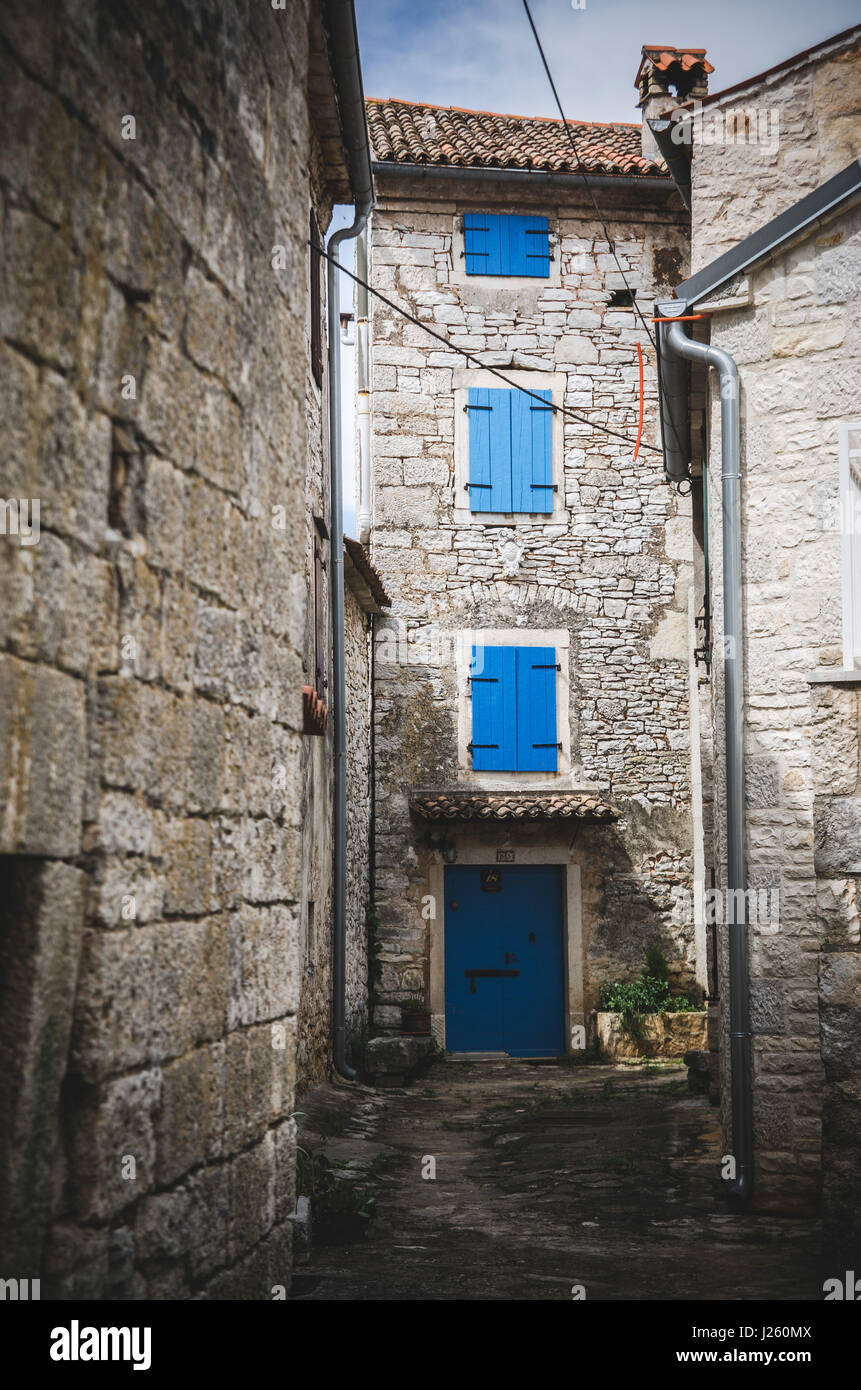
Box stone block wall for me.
[700,190,861,1222]
[367,174,704,1023]
[345,587,372,1059]
[0,0,339,1297]
[690,25,861,271]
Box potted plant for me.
[399,994,431,1035]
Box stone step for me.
[364,1034,435,1088]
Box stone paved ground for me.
[292,1059,824,1301]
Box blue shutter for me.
[503,216,530,275]
[521,215,550,276]
[465,214,549,276]
[511,389,553,513]
[465,213,504,275]
[516,647,558,772]
[468,388,511,512]
[471,645,517,770]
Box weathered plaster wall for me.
[368,176,703,1026]
[699,195,861,1236]
[0,0,334,1298]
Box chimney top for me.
[635,46,713,160]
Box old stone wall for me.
[345,588,372,1059]
[0,0,338,1298]
[690,26,861,271]
[368,175,704,1028]
[699,195,861,1228]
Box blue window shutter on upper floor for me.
[468,388,511,512]
[465,213,503,274]
[521,215,550,276]
[516,647,558,773]
[510,388,553,513]
[504,215,549,276]
[470,645,558,772]
[471,645,517,770]
[465,214,549,276]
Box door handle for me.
[504,952,519,964]
[464,968,520,994]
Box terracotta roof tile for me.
[409,789,617,822]
[634,46,714,88]
[344,536,391,611]
[366,98,664,178]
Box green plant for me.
[644,944,670,982]
[668,994,698,1014]
[598,974,673,1034]
[598,947,704,1037]
[296,1148,376,1244]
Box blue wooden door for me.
[444,865,565,1056]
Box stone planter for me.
[596,1010,707,1060]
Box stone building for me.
[654,24,861,1252]
[362,86,709,1057]
[0,0,376,1299]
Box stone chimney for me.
[635,47,713,161]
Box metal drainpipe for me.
[664,317,753,1207]
[356,229,371,544]
[328,196,372,1080]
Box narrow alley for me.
[293,1060,822,1301]
[2,0,860,1329]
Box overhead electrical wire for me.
[521,0,659,351]
[313,240,662,455]
[520,0,691,474]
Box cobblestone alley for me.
[293,1060,824,1301]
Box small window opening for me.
[608,288,637,308]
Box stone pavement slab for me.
[292,1059,823,1301]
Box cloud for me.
[356,0,861,125]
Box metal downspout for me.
[356,229,371,544]
[664,318,753,1206]
[322,0,374,1082]
[328,197,372,1081]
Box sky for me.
[355,0,859,125]
[336,0,859,532]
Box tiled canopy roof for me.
[409,790,617,822]
[366,98,664,177]
[344,537,390,612]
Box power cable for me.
[314,239,662,455]
[521,0,657,351]
[520,0,691,471]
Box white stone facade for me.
[367,173,704,1030]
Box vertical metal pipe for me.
[356,229,372,544]
[328,198,372,1080]
[665,317,752,1205]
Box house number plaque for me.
[496,850,515,863]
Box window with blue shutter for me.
[467,388,553,513]
[464,214,550,276]
[470,645,558,772]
